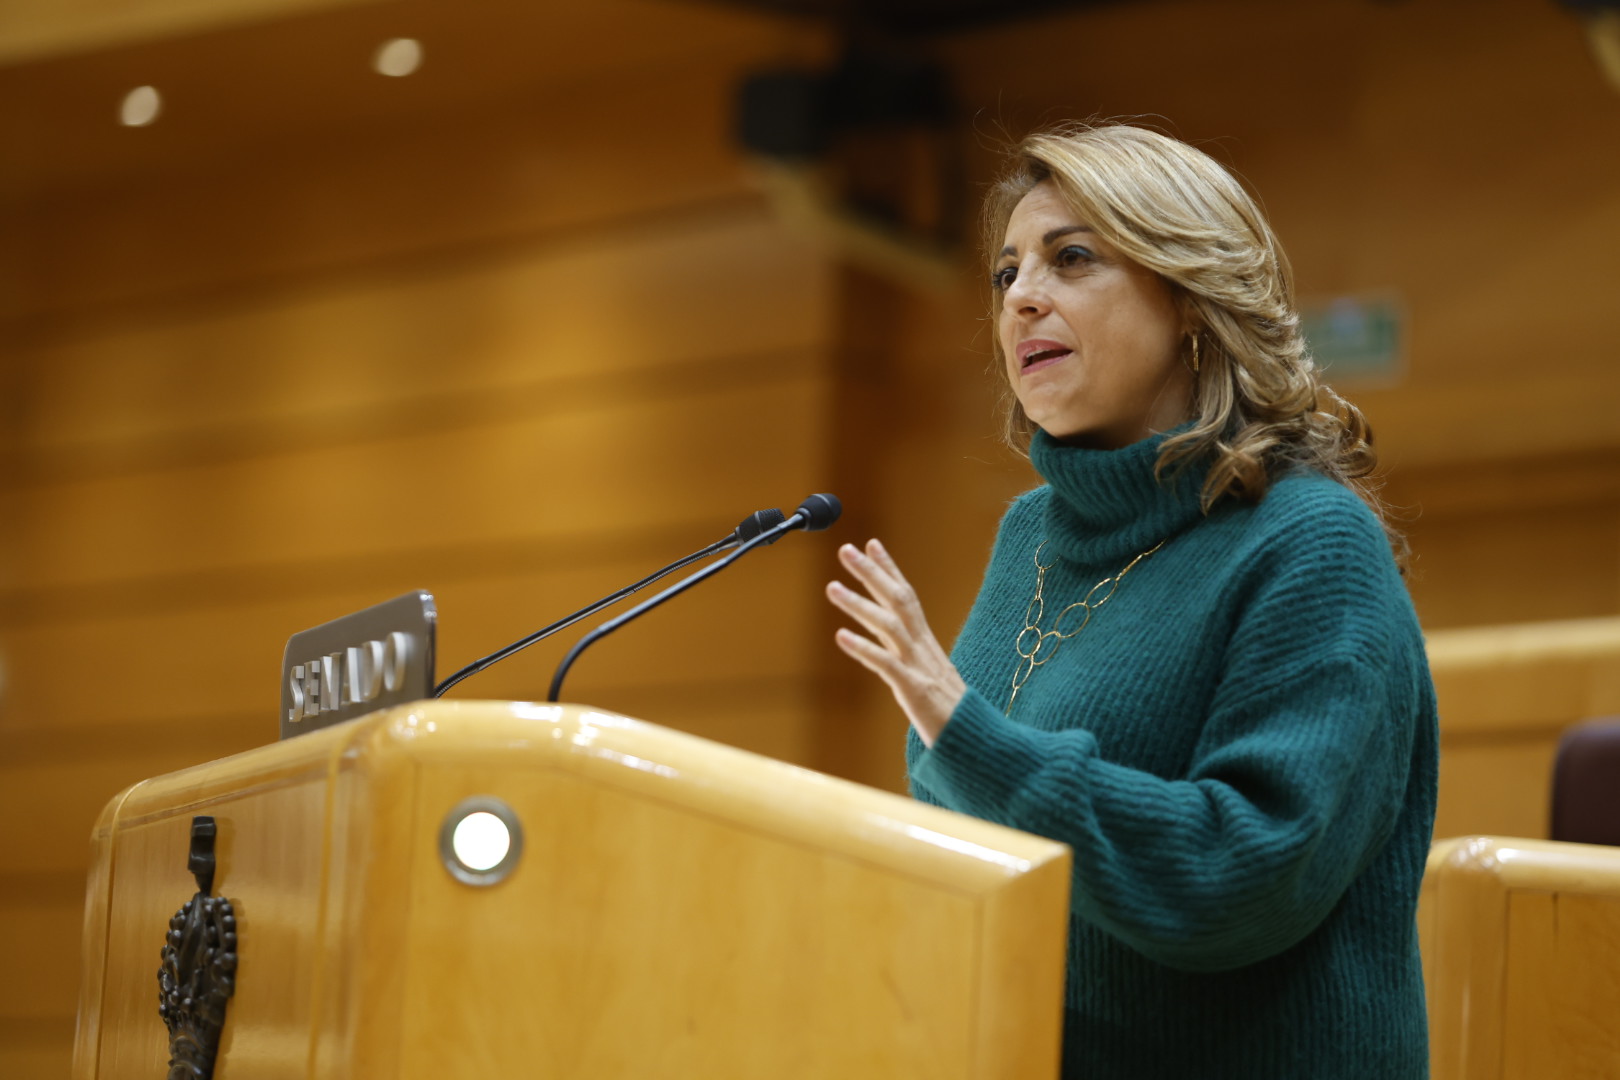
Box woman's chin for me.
[1035,417,1142,450]
[1037,422,1108,449]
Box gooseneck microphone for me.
[546,493,842,703]
[431,507,788,698]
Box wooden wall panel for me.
[0,903,93,1018]
[8,376,824,587]
[0,0,801,211]
[1425,617,1620,840]
[0,0,380,66]
[1394,461,1620,631]
[0,544,825,738]
[1407,503,1620,631]
[0,757,194,878]
[1434,739,1561,842]
[5,65,785,326]
[12,211,827,451]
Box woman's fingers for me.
[825,580,904,652]
[833,540,941,655]
[834,627,902,681]
[831,547,925,652]
[827,538,967,748]
[864,538,914,592]
[836,628,930,712]
[837,542,889,594]
[839,542,921,625]
[864,541,935,634]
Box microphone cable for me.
[547,493,840,703]
[431,508,786,698]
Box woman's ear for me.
[1169,287,1201,339]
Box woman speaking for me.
[825,123,1438,1079]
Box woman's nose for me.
[1004,267,1050,317]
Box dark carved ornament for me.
[157,817,238,1080]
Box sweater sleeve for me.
[910,490,1417,973]
[905,726,943,806]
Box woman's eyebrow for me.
[998,225,1095,259]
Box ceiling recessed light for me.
[120,86,161,127]
[374,38,423,78]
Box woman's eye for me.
[990,266,1017,290]
[1056,245,1093,267]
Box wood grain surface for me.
[74,702,1072,1079]
[1421,836,1620,1080]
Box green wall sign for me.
[1299,296,1404,384]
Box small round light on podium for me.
[439,797,523,886]
[453,812,509,870]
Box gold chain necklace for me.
[1006,538,1165,714]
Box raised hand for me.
[825,539,967,748]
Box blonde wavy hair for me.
[984,122,1406,566]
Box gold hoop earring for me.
[1189,333,1201,374]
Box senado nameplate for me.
[279,590,437,739]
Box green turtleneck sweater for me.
[907,428,1438,1079]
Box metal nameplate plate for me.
[280,590,437,740]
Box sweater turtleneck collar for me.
[1029,423,1210,567]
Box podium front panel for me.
[74,702,1071,1080]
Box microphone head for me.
[735,508,787,543]
[795,493,842,532]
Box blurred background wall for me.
[2,0,1618,1072]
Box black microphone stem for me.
[431,537,731,698]
[547,517,799,704]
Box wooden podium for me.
[72,702,1072,1079]
[1420,835,1620,1078]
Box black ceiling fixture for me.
[666,0,1125,289]
[736,42,953,161]
[712,2,1124,288]
[1557,0,1620,93]
[733,37,966,289]
[701,0,1117,37]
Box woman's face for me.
[995,182,1193,449]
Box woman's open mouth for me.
[1018,340,1073,374]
